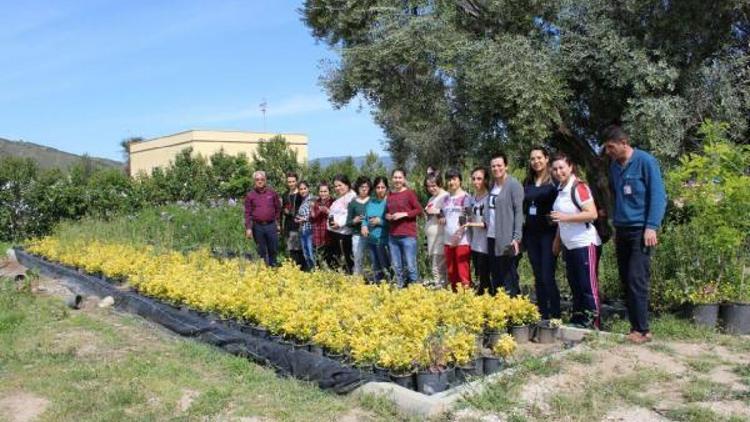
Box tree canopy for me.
[302,0,750,176]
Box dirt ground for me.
[3,252,750,421]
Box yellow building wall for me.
[129,130,308,176]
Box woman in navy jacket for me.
[522,146,560,320]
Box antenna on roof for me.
[259,98,268,132]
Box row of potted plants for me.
[26,236,542,394]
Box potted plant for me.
[454,339,484,382]
[685,282,722,328]
[483,305,508,348]
[508,297,541,343]
[535,318,562,344]
[379,340,417,390]
[485,334,516,374]
[719,282,750,335]
[415,331,453,395]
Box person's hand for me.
[369,216,380,226]
[397,212,409,220]
[385,213,394,221]
[294,216,303,223]
[511,239,520,256]
[361,226,369,237]
[353,215,363,223]
[245,229,253,240]
[550,211,567,223]
[319,206,329,213]
[438,217,446,225]
[330,222,340,230]
[644,228,658,247]
[276,223,281,233]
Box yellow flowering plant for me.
[26,236,538,372]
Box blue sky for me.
[0,0,386,161]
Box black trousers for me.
[472,250,491,295]
[251,222,279,267]
[488,238,520,297]
[329,231,354,274]
[615,227,652,333]
[524,230,560,319]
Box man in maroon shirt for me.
[245,170,282,266]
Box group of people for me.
[244,124,667,344]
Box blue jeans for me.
[251,222,279,267]
[352,234,366,275]
[300,229,315,270]
[388,235,418,288]
[368,242,391,283]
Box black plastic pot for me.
[325,350,344,361]
[689,303,720,328]
[389,371,416,390]
[416,368,452,395]
[65,294,83,310]
[720,303,750,335]
[355,364,374,376]
[510,325,530,343]
[373,365,389,378]
[279,339,295,351]
[251,326,269,339]
[293,341,310,351]
[535,326,559,344]
[483,356,503,375]
[485,329,503,348]
[456,359,483,382]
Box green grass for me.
[681,377,734,402]
[459,356,562,413]
[545,367,672,420]
[647,342,677,355]
[734,364,750,387]
[0,278,409,421]
[666,405,724,422]
[607,313,750,352]
[685,354,724,373]
[567,351,595,365]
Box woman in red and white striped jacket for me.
[550,153,602,329]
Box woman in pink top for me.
[440,168,472,291]
[385,169,423,288]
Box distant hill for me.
[0,137,122,171]
[311,154,393,169]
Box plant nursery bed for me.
[13,244,590,416]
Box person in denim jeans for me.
[347,176,372,276]
[294,181,315,271]
[385,169,423,287]
[362,176,391,282]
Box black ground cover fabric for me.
[14,248,375,394]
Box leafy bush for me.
[652,120,750,306]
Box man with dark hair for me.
[245,170,281,266]
[603,124,667,344]
[486,152,525,296]
[282,171,305,268]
